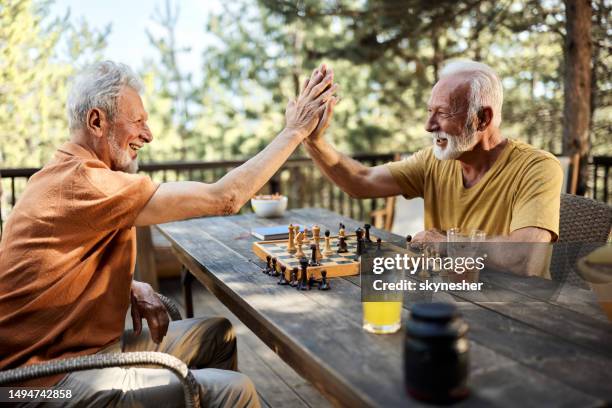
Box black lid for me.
[410,303,457,323]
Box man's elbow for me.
[217,191,242,215]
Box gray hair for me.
[439,60,503,128]
[67,61,144,130]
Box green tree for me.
[0,0,108,167]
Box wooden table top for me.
[157,207,612,407]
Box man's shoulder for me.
[507,139,560,168]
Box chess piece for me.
[295,232,305,258]
[322,230,333,256]
[406,234,412,249]
[309,244,321,266]
[264,255,273,274]
[303,228,311,247]
[278,265,288,285]
[337,236,348,253]
[289,267,299,287]
[355,227,364,240]
[319,270,330,290]
[271,257,280,277]
[298,257,310,290]
[338,223,346,238]
[312,225,322,260]
[364,224,372,242]
[376,237,382,252]
[287,224,296,254]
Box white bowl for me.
[251,196,288,218]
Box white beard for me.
[108,131,139,174]
[432,127,478,160]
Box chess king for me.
[303,60,562,278]
[0,61,337,407]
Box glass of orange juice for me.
[363,301,403,334]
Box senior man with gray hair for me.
[303,60,562,276]
[0,61,337,407]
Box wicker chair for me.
[0,293,200,407]
[551,193,612,288]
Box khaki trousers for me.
[32,317,260,408]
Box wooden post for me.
[562,0,592,196]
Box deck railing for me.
[0,153,396,235]
[1,154,611,236]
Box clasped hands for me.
[285,64,339,141]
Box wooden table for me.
[157,208,612,407]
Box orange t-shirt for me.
[0,142,158,385]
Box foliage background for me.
[0,0,610,168]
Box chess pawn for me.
[303,228,311,246]
[271,257,280,277]
[264,255,273,274]
[289,267,299,287]
[319,270,330,291]
[287,224,296,254]
[278,265,289,285]
[364,223,372,242]
[322,230,333,256]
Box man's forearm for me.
[213,128,304,211]
[303,139,371,198]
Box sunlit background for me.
[1,0,610,167]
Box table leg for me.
[180,265,194,318]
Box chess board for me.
[252,234,379,278]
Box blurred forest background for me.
[1,0,610,169]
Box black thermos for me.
[404,302,470,403]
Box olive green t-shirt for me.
[386,139,563,240]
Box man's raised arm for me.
[301,67,403,199]
[134,66,337,226]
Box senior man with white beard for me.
[303,60,562,275]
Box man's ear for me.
[477,107,493,131]
[86,108,108,138]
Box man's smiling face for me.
[107,86,152,173]
[425,75,479,160]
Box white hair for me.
[439,60,503,128]
[67,61,144,130]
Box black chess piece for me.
[264,255,272,274]
[298,257,310,290]
[309,244,321,266]
[337,236,348,253]
[319,270,330,290]
[271,257,280,277]
[364,224,372,242]
[376,237,382,252]
[355,227,364,240]
[406,234,412,243]
[278,265,288,285]
[289,267,299,287]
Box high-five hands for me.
[305,64,338,145]
[285,63,338,139]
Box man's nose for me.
[141,124,153,143]
[425,115,438,133]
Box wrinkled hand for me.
[410,229,446,254]
[130,280,169,344]
[305,65,338,145]
[285,63,338,139]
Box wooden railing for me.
[0,153,396,235]
[2,154,611,236]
